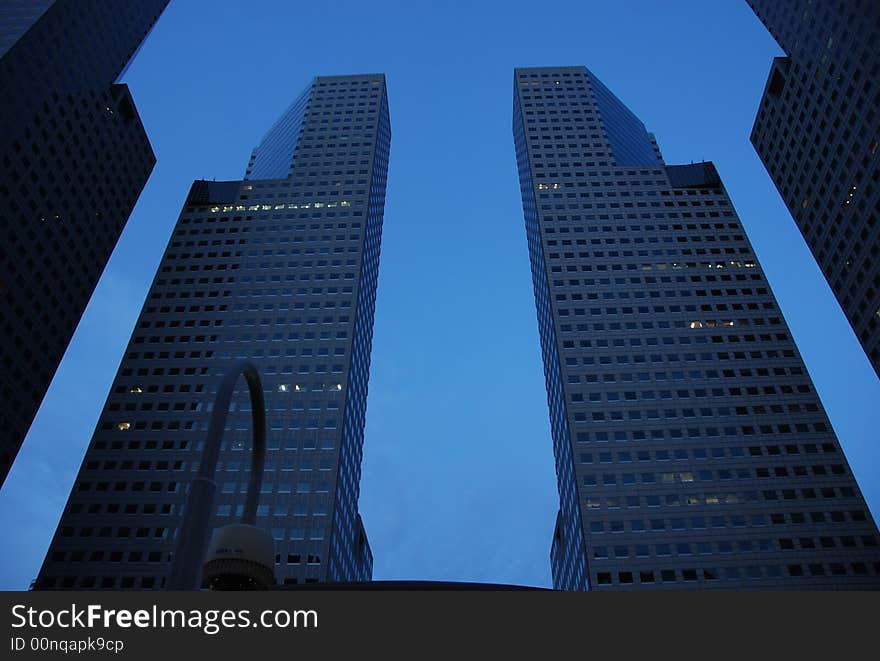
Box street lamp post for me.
[167,360,270,590]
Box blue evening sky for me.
[1,0,878,590]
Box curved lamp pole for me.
[167,360,266,590]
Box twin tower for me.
[37,69,880,590]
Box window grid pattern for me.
[245,80,314,181]
[36,73,390,590]
[749,0,880,379]
[0,0,169,488]
[514,65,880,590]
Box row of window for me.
[562,366,806,381]
[569,385,811,401]
[577,443,838,459]
[545,221,737,234]
[569,335,791,351]
[39,574,325,590]
[551,262,760,275]
[76,481,178,493]
[583,488,856,510]
[586,507,869,533]
[592,534,878,559]
[581,463,846,480]
[105,414,341,433]
[564,348,793,366]
[581,490,851,509]
[60,526,169,538]
[89,435,338,453]
[69,502,174,516]
[226,318,352,329]
[594,560,880,585]
[48,549,323,567]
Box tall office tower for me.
[749,1,880,378]
[36,73,391,589]
[513,66,880,590]
[0,0,168,487]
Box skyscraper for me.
[513,65,880,590]
[36,73,391,589]
[0,0,168,487]
[748,0,880,378]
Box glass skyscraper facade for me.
[749,0,880,379]
[514,65,880,590]
[0,0,168,487]
[36,73,391,589]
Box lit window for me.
[129,386,143,394]
[117,422,131,431]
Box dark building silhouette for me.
[513,65,880,589]
[0,0,168,487]
[36,73,391,589]
[749,0,880,378]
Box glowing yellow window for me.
[117,422,131,431]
